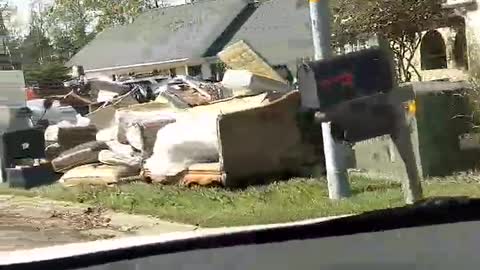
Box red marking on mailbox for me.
[319,73,354,90]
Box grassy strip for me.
[1,175,480,227]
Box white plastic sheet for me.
[125,116,176,155]
[114,110,177,143]
[144,114,219,179]
[96,125,117,142]
[27,99,78,125]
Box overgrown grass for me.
[2,175,480,227]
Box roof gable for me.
[68,0,251,71]
[224,0,314,66]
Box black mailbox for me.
[298,47,404,143]
[325,93,398,143]
[299,48,395,110]
[298,48,423,202]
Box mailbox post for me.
[308,0,351,200]
[298,47,424,204]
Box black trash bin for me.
[1,128,60,189]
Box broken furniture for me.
[1,128,59,189]
[217,91,321,188]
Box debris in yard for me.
[179,162,224,187]
[96,125,117,142]
[105,140,138,156]
[59,163,140,187]
[45,91,95,116]
[114,107,176,144]
[45,143,63,160]
[186,92,270,115]
[57,125,98,150]
[45,123,68,143]
[217,91,323,188]
[125,116,177,157]
[56,91,95,108]
[44,114,92,144]
[87,93,140,130]
[50,207,112,230]
[87,106,117,131]
[155,75,229,108]
[141,92,287,184]
[144,114,219,182]
[34,40,309,190]
[2,127,60,189]
[98,150,143,170]
[27,99,78,125]
[217,40,287,84]
[52,141,109,173]
[221,69,290,96]
[88,79,132,103]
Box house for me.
[67,0,258,81]
[406,0,480,82]
[68,0,317,83]
[410,22,469,82]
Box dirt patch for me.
[0,195,195,252]
[50,207,112,231]
[0,212,99,252]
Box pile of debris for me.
[155,75,229,107]
[28,41,322,189]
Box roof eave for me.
[84,58,190,73]
[202,2,259,58]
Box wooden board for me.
[217,40,287,84]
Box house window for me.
[420,30,448,70]
[453,30,468,70]
[187,65,202,77]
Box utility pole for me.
[309,0,351,199]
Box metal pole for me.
[309,0,351,199]
[391,105,424,204]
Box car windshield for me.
[2,0,480,268]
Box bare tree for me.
[332,0,450,82]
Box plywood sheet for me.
[218,40,287,84]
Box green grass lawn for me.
[1,175,480,228]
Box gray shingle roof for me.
[68,0,250,71]
[224,0,314,66]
